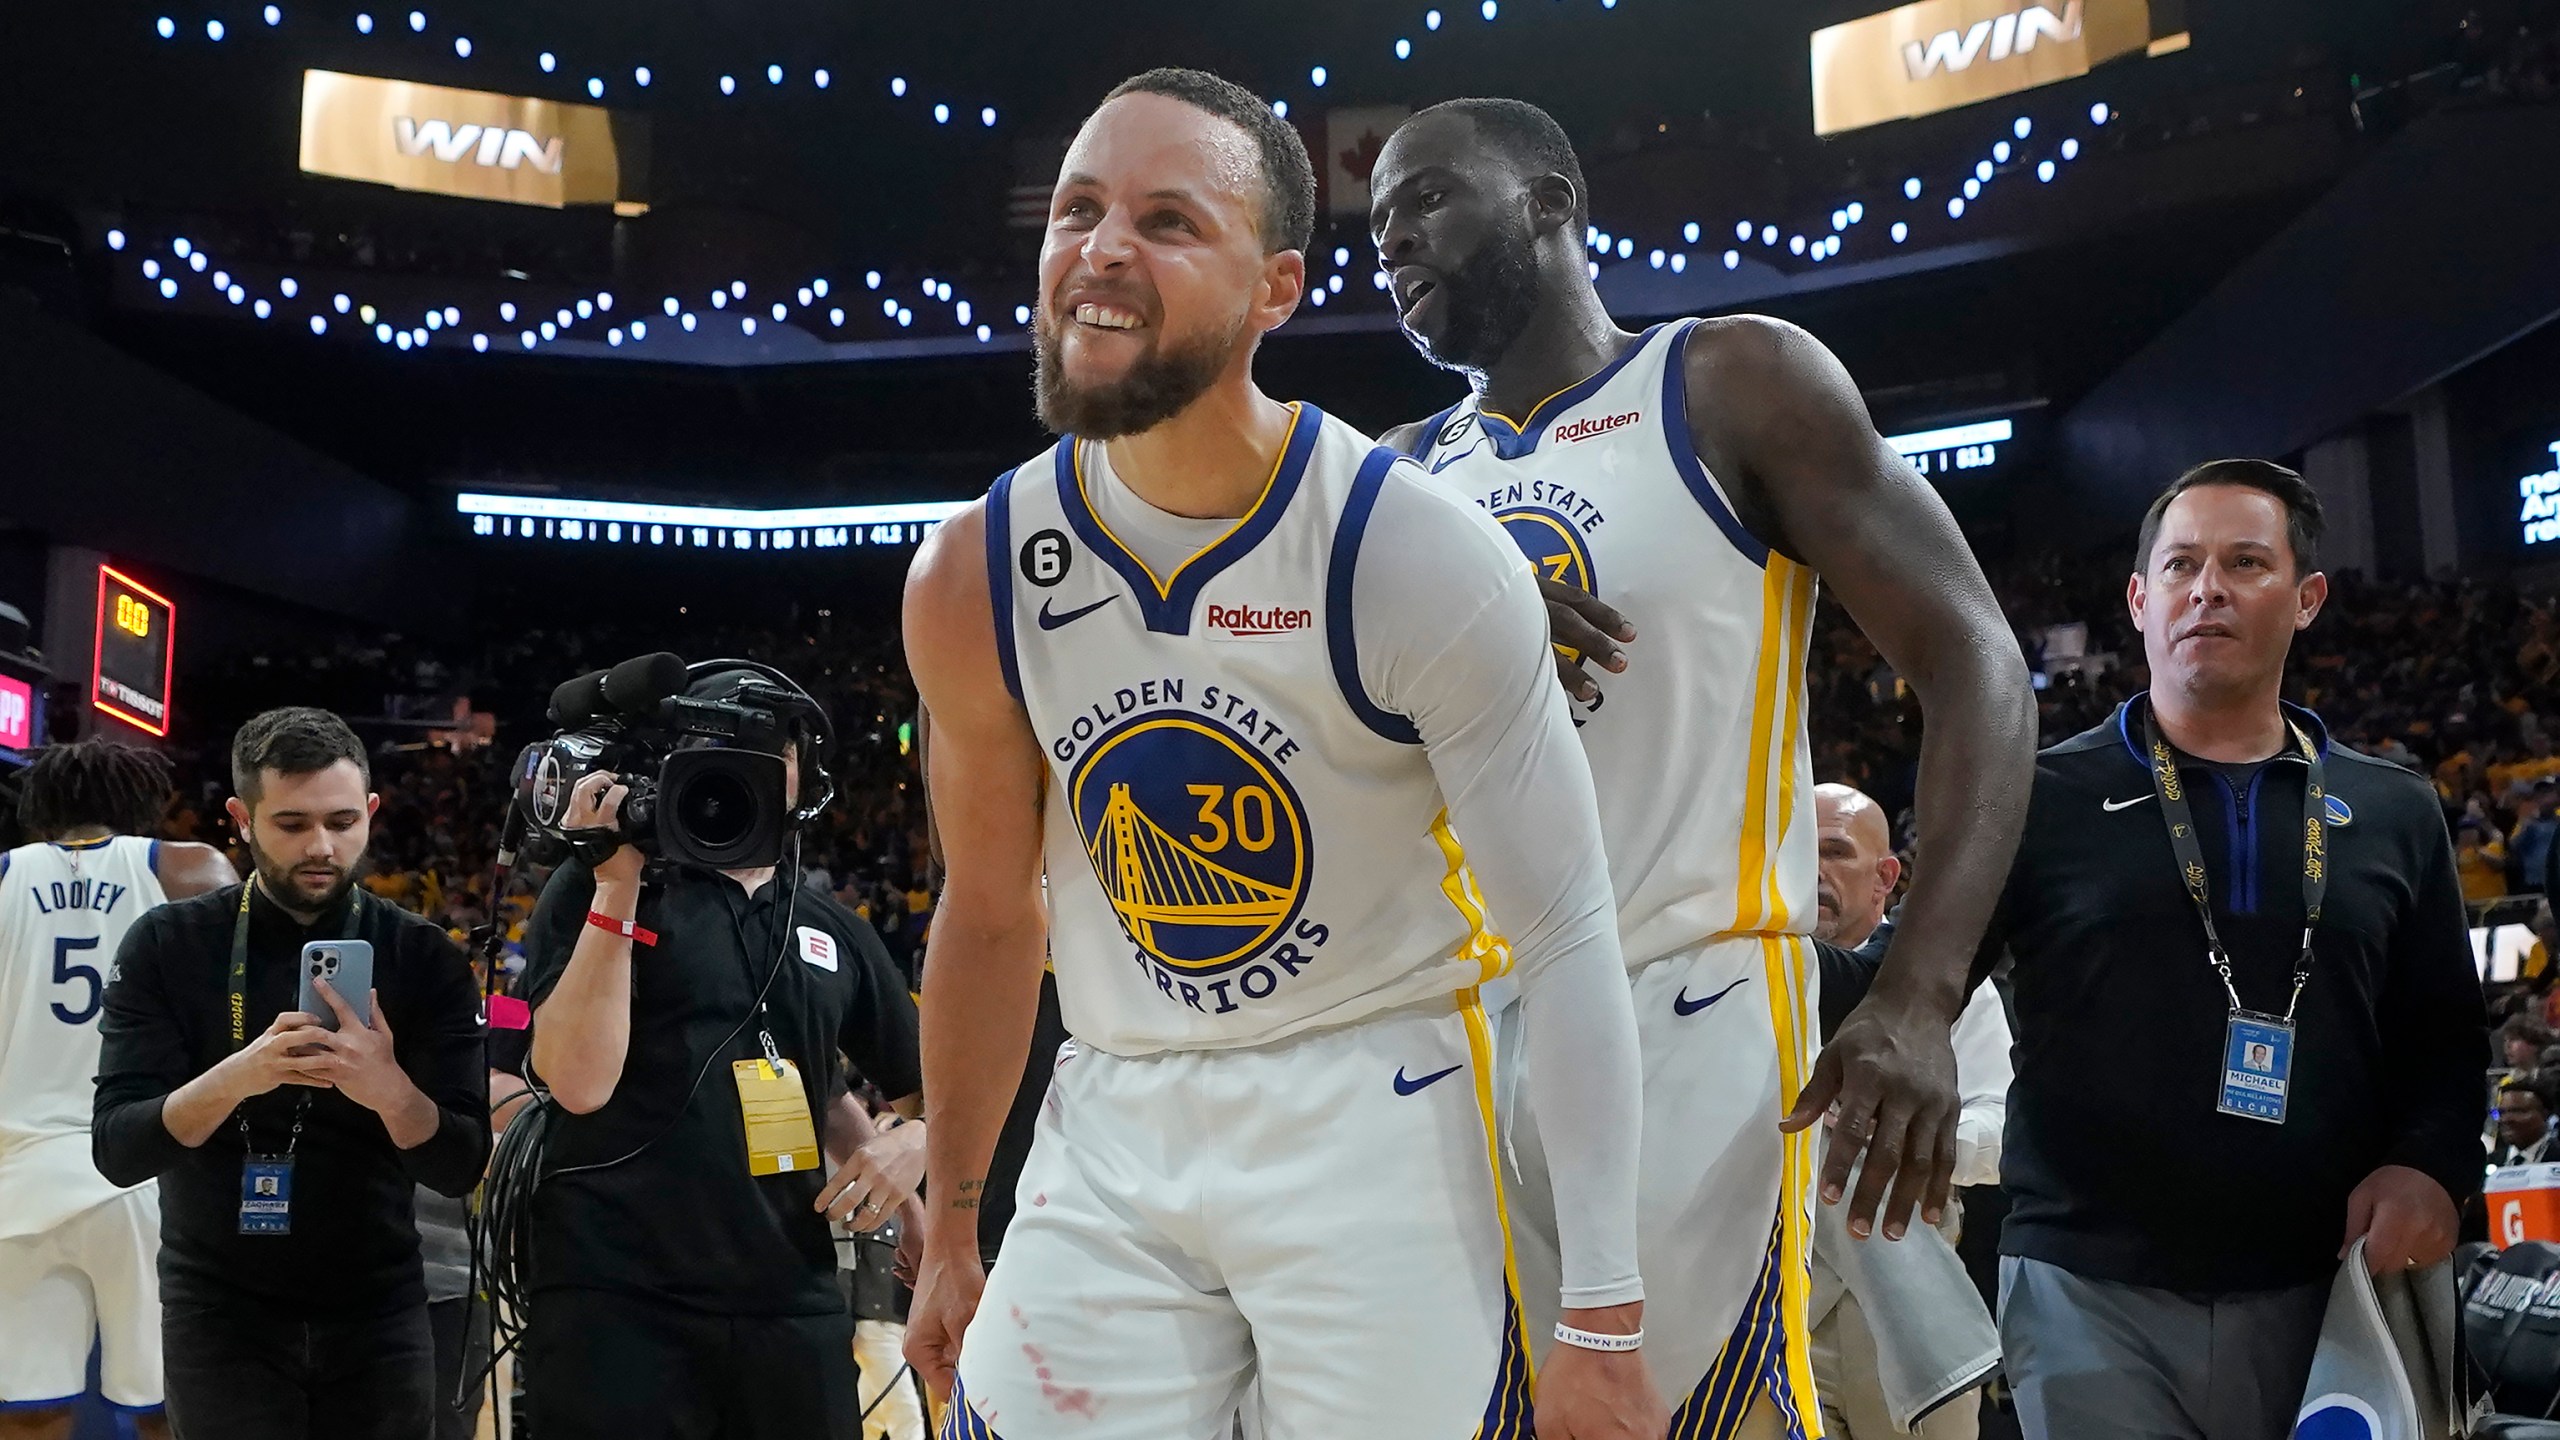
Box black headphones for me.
[680,658,837,825]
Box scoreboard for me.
[92,565,175,738]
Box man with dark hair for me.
[2494,1077,2554,1167]
[1978,465,2487,1439]
[907,66,1660,1440]
[0,743,232,1440]
[1368,96,2035,1432]
[93,706,487,1440]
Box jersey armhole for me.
[1324,448,1426,746]
[148,839,161,875]
[982,467,1025,703]
[1402,402,1463,460]
[1662,318,1774,567]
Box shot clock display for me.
[92,565,175,737]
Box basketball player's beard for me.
[1033,309,1245,439]
[1403,220,1543,374]
[245,839,358,919]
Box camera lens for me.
[673,768,758,851]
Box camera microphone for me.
[549,670,611,726]
[603,652,688,717]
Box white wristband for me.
[1554,1321,1643,1353]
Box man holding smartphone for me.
[93,707,489,1440]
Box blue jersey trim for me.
[983,468,1024,703]
[1325,448,1426,746]
[0,1396,85,1413]
[148,839,161,875]
[1473,323,1670,460]
[1405,401,1463,459]
[1055,403,1322,635]
[1661,318,1772,567]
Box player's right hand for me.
[1533,1311,1667,1440]
[219,1011,337,1098]
[905,1240,987,1407]
[1541,580,1635,704]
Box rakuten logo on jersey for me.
[1205,603,1313,640]
[1555,411,1640,445]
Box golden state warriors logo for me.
[1069,713,1310,973]
[1497,506,1597,595]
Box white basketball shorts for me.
[944,998,1531,1440]
[0,1184,164,1410]
[1501,933,1822,1440]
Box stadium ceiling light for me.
[539,51,555,71]
[1395,38,1410,58]
[1586,260,1598,278]
[2037,160,2056,182]
[337,293,353,313]
[1891,221,1908,242]
[1847,201,1864,223]
[896,309,911,327]
[813,278,829,297]
[281,278,299,297]
[1723,250,1739,270]
[2090,102,2110,124]
[206,18,225,39]
[1327,274,1344,292]
[891,76,906,96]
[498,301,515,321]
[933,103,949,123]
[2014,116,2032,138]
[1310,65,1327,86]
[1310,288,1327,306]
[1014,304,1031,324]
[1788,234,1805,255]
[408,9,424,31]
[813,69,829,88]
[172,236,191,257]
[597,292,612,311]
[1976,160,1993,181]
[982,106,997,126]
[1272,100,1288,118]
[357,12,373,32]
[956,300,971,324]
[866,271,883,289]
[772,302,787,321]
[977,325,991,341]
[630,320,646,338]
[540,321,557,339]
[143,259,161,278]
[1947,197,1965,218]
[1830,209,1847,232]
[681,313,697,332]
[158,278,178,298]
[188,253,205,272]
[1670,253,1686,273]
[107,229,126,250]
[1761,224,1777,245]
[720,74,736,94]
[264,4,280,22]
[587,77,603,97]
[829,308,844,325]
[1992,140,2011,163]
[635,65,650,86]
[472,334,487,351]
[444,305,460,324]
[156,17,175,38]
[1963,177,1981,198]
[797,287,813,306]
[1904,176,1922,199]
[1648,249,1663,269]
[2061,137,2081,160]
[1616,237,1632,258]
[1482,0,1497,17]
[360,303,376,322]
[730,281,746,298]
[521,332,535,347]
[768,63,783,84]
[455,36,471,57]
[1427,9,1442,30]
[608,329,623,345]
[711,291,727,309]
[310,316,328,334]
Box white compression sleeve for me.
[1352,467,1646,1309]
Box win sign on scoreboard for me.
[93,565,176,738]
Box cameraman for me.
[521,688,925,1440]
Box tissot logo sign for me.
[299,70,640,209]
[1810,0,2173,135]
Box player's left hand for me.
[2343,1164,2457,1273]
[817,1118,927,1231]
[1533,1306,1666,1440]
[293,982,414,1116]
[1784,992,1960,1240]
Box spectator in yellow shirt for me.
[2459,819,2511,902]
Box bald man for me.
[1807,784,2010,1439]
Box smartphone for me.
[297,940,376,1030]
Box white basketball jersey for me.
[0,835,165,1237]
[987,403,1508,1055]
[1409,320,1818,967]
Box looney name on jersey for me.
[1051,680,1335,1018]
[1553,410,1640,445]
[28,876,132,917]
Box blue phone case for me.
[297,940,376,1029]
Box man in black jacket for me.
[94,707,488,1440]
[1983,462,2487,1440]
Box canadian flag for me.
[1323,106,1410,218]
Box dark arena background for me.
[4,0,2560,1436]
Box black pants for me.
[162,1295,434,1440]
[526,1287,859,1440]
[425,1296,490,1440]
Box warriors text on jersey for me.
[0,835,166,1237]
[984,403,1522,1056]
[1406,320,1819,966]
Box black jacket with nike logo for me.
[1980,694,2487,1293]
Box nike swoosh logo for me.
[1036,594,1118,631]
[2102,795,2155,812]
[1673,979,1748,1016]
[1393,1063,1465,1096]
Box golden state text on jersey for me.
[983,403,1511,1056]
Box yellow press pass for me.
[732,1058,821,1176]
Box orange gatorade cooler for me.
[2486,1163,2560,1246]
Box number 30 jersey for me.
[0,835,166,1236]
[984,404,1515,1056]
[1408,320,1819,968]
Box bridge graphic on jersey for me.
[1084,782,1293,954]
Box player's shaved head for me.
[1813,783,1900,948]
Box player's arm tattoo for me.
[951,1178,986,1211]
